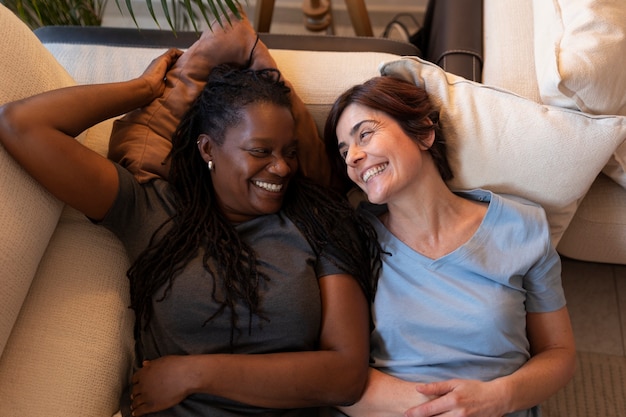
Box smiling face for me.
[336,103,433,205]
[200,102,298,223]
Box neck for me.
[380,184,487,260]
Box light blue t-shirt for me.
[362,189,565,417]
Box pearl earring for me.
[208,160,214,171]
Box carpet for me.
[542,351,626,416]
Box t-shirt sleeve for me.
[523,209,567,313]
[315,218,362,279]
[96,163,169,261]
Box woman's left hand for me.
[130,355,196,416]
[404,379,507,417]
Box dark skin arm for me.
[129,273,371,415]
[0,49,181,220]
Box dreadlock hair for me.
[127,64,382,354]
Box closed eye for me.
[338,145,349,161]
[249,148,271,157]
[285,146,298,159]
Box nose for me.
[267,156,292,177]
[345,144,365,166]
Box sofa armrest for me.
[411,0,483,82]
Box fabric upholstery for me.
[0,207,134,416]
[533,0,626,188]
[0,4,74,355]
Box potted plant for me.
[0,0,240,31]
[0,0,108,28]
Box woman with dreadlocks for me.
[0,22,381,417]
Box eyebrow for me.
[350,119,376,136]
[338,119,377,149]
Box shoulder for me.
[458,188,547,221]
[461,189,552,247]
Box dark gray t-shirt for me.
[101,165,350,417]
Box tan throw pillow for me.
[108,28,213,182]
[532,0,626,188]
[380,57,626,245]
[108,24,331,186]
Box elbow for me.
[563,346,577,384]
[0,102,26,143]
[0,104,13,142]
[326,363,369,407]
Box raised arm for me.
[128,273,371,415]
[0,48,180,220]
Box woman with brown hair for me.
[324,75,576,417]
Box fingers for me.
[415,381,452,396]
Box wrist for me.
[488,378,515,415]
[183,355,212,397]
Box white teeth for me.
[254,180,283,192]
[362,163,388,183]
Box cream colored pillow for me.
[380,57,626,245]
[532,0,626,187]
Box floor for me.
[561,258,626,356]
[102,2,626,359]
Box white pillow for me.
[380,57,626,245]
[532,0,626,187]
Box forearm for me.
[0,80,153,217]
[0,78,155,141]
[493,346,576,414]
[496,307,577,413]
[161,350,368,408]
[338,368,430,417]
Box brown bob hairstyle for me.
[323,75,453,193]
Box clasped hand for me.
[405,378,507,417]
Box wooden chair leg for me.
[344,0,373,36]
[254,0,276,32]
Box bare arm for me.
[405,306,576,417]
[129,273,371,415]
[337,368,431,417]
[0,49,181,220]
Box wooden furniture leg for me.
[254,0,373,37]
[254,0,276,33]
[344,0,373,36]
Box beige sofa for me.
[1,1,625,415]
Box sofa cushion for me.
[0,207,134,416]
[0,4,75,356]
[532,0,626,188]
[557,173,626,264]
[380,57,626,245]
